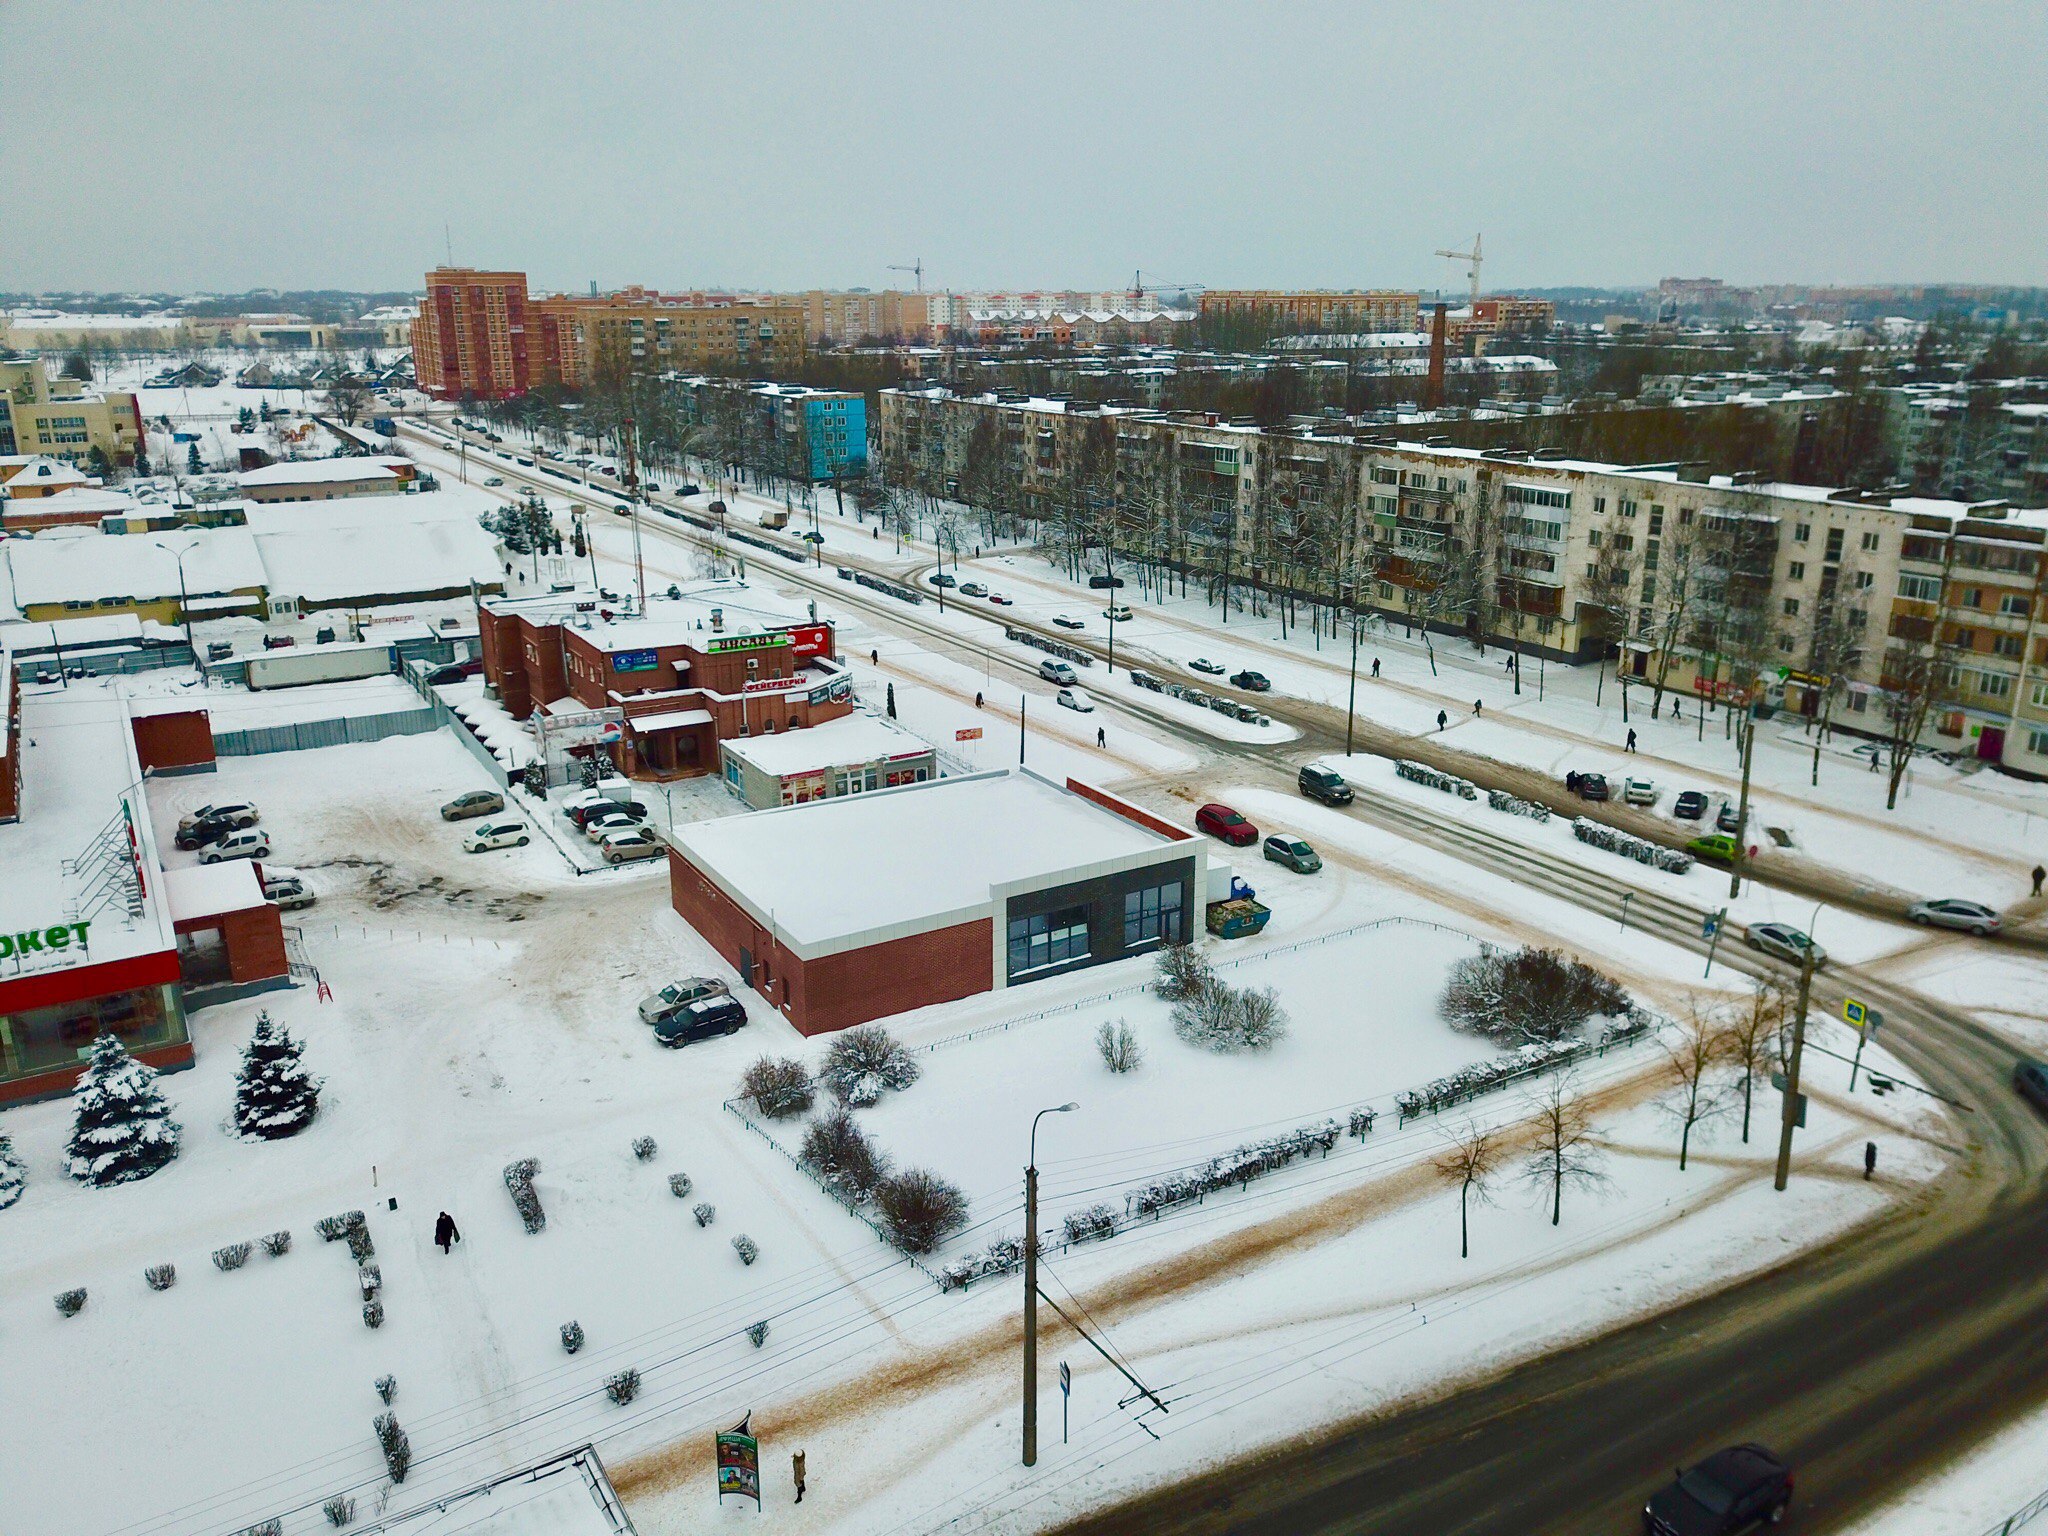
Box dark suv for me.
[2015,1058,2048,1117]
[653,995,747,1048]
[1645,1444,1792,1534]
[1298,764,1354,806]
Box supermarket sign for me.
[707,632,791,655]
[0,920,92,967]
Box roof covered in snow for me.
[4,527,268,605]
[721,712,933,777]
[236,456,405,488]
[252,518,501,603]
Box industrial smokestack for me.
[1425,303,1448,410]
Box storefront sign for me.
[707,632,791,655]
[612,648,660,672]
[788,623,832,658]
[0,921,92,968]
[715,1416,761,1507]
[743,675,793,694]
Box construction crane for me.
[1132,270,1204,306]
[1434,234,1483,307]
[888,259,925,293]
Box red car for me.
[1196,803,1258,846]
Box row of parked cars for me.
[171,802,315,909]
[440,785,665,863]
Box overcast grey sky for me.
[4,0,2044,296]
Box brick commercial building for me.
[477,580,853,783]
[668,769,1205,1036]
[717,711,935,808]
[412,268,532,400]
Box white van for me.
[1039,658,1079,687]
[200,828,272,864]
[463,820,530,853]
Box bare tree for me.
[1798,556,1870,785]
[1879,533,1962,811]
[1724,977,1786,1144]
[1521,1073,1608,1227]
[1434,1120,1502,1258]
[1642,522,1705,717]
[1660,1003,1732,1171]
[324,383,370,428]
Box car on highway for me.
[180,802,260,832]
[2016,1059,2048,1117]
[483,476,504,487]
[1052,614,1086,630]
[1643,1442,1793,1535]
[1673,790,1710,821]
[800,530,825,544]
[927,572,957,588]
[1717,802,1746,834]
[958,581,988,597]
[1567,771,1610,801]
[462,820,530,853]
[1263,834,1322,873]
[675,483,702,496]
[653,994,748,1048]
[1746,921,1826,969]
[639,976,730,1025]
[599,827,664,864]
[988,592,1014,605]
[1686,833,1742,866]
[1906,898,2001,935]
[1229,669,1271,691]
[1087,574,1125,589]
[1298,763,1354,805]
[1189,657,1226,676]
[1038,658,1079,686]
[1055,687,1095,712]
[440,789,505,821]
[1624,776,1658,806]
[1103,604,1134,622]
[1195,803,1258,846]
[200,828,273,865]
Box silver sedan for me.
[1905,898,2001,936]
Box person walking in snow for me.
[793,1449,807,1504]
[1370,657,1380,678]
[1436,709,1447,732]
[1096,726,1106,748]
[1626,728,1638,753]
[2034,864,2046,897]
[1863,1141,1877,1181]
[434,1211,460,1255]
[1474,699,1482,717]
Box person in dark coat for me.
[1437,710,1447,731]
[435,1211,460,1254]
[1863,1141,1877,1181]
[2034,864,2046,896]
[793,1449,807,1503]
[1626,728,1638,753]
[1370,657,1380,678]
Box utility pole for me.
[1730,698,1758,899]
[1774,932,1818,1193]
[1345,581,1361,757]
[1023,1103,1077,1467]
[621,414,646,613]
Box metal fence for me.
[213,706,442,757]
[1983,1483,2048,1536]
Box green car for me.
[1686,833,1741,866]
[1262,834,1322,873]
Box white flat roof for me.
[722,713,931,777]
[237,457,402,487]
[672,769,1189,953]
[162,861,267,922]
[628,706,713,732]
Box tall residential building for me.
[1197,289,1421,333]
[412,268,531,400]
[0,355,144,467]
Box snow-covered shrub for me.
[212,1242,251,1272]
[373,1411,410,1483]
[747,1320,769,1349]
[1571,817,1693,873]
[668,1171,694,1199]
[359,1264,382,1298]
[631,1135,658,1162]
[1152,943,1212,1003]
[940,1234,1026,1291]
[323,1495,356,1528]
[1441,945,1632,1045]
[1396,1037,1596,1120]
[875,1168,968,1254]
[1120,1121,1343,1217]
[740,1056,815,1119]
[233,1013,321,1140]
[0,1133,27,1209]
[363,1299,384,1329]
[260,1230,292,1257]
[820,1025,920,1106]
[1486,788,1551,823]
[560,1321,585,1355]
[692,1202,716,1228]
[800,1108,891,1200]
[1348,1107,1378,1139]
[605,1368,641,1406]
[1062,1205,1119,1245]
[1174,979,1288,1053]
[346,1225,376,1265]
[67,1035,181,1186]
[1126,1170,1206,1219]
[1096,1018,1143,1073]
[239,1521,282,1536]
[144,1263,177,1291]
[54,1288,87,1317]
[374,1374,397,1405]
[1397,759,1479,799]
[315,1211,365,1243]
[503,1157,546,1234]
[732,1234,759,1266]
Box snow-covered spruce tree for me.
[67,1034,182,1187]
[0,1133,27,1210]
[234,1013,322,1140]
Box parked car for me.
[958,581,988,597]
[462,820,530,853]
[1568,771,1610,801]
[483,476,505,487]
[583,809,643,842]
[835,566,855,579]
[1087,574,1126,589]
[179,802,260,832]
[1686,833,1742,866]
[174,817,237,851]
[600,827,664,864]
[1624,776,1658,806]
[1906,898,2001,935]
[563,789,647,826]
[988,592,1014,606]
[1195,803,1258,846]
[262,873,315,911]
[200,828,273,864]
[800,530,825,544]
[1673,790,1710,821]
[1644,1444,1793,1535]
[1056,687,1095,712]
[441,789,505,821]
[1263,834,1322,873]
[426,659,483,685]
[1717,802,1746,834]
[1103,604,1135,622]
[639,977,731,1025]
[927,572,957,588]
[1039,659,1079,686]
[1746,921,1827,969]
[675,483,702,496]
[1229,669,1271,691]
[2015,1058,2048,1118]
[1188,657,1226,676]
[653,993,748,1047]
[1298,763,1354,806]
[1052,614,1086,630]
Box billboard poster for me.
[612,648,660,672]
[716,1415,760,1506]
[788,623,832,658]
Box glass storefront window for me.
[1123,881,1185,947]
[1007,906,1090,978]
[0,984,187,1082]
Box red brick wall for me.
[132,711,216,774]
[0,1039,194,1106]
[220,904,289,984]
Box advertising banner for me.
[789,623,833,658]
[708,632,791,655]
[716,1416,761,1506]
[613,648,660,673]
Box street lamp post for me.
[1344,581,1362,758]
[1023,1101,1078,1467]
[1773,901,1825,1193]
[150,539,198,654]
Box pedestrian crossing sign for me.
[1843,998,1867,1027]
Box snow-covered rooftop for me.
[252,518,500,604]
[4,527,267,605]
[486,578,819,653]
[161,860,268,923]
[237,456,405,488]
[721,712,932,777]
